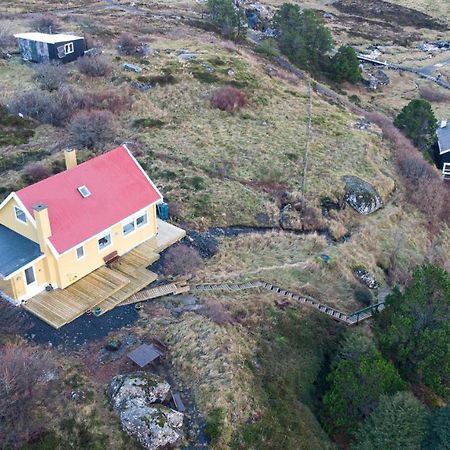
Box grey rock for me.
[354,267,379,289]
[109,373,183,450]
[343,176,383,215]
[109,372,171,410]
[123,63,143,73]
[120,404,183,450]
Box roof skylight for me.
[78,185,91,198]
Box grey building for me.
[14,32,85,63]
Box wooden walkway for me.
[23,267,130,329]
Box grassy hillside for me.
[1,0,450,448]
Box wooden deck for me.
[93,248,159,315]
[153,219,187,253]
[23,267,130,329]
[23,221,186,328]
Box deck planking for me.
[23,266,130,329]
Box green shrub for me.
[132,118,165,129]
[353,286,372,306]
[255,38,280,58]
[0,106,36,146]
[205,408,226,444]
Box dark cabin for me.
[14,32,85,64]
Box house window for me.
[24,266,36,285]
[78,185,91,198]
[136,212,148,228]
[14,206,27,224]
[76,246,84,260]
[123,220,135,236]
[64,42,74,55]
[98,233,111,251]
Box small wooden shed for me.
[14,32,85,63]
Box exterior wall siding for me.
[0,197,38,242]
[45,204,157,289]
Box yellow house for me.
[0,145,183,307]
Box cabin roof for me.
[16,146,162,254]
[437,121,450,154]
[0,225,42,278]
[14,32,84,44]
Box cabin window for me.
[64,42,74,55]
[76,246,84,260]
[123,220,135,236]
[98,233,111,251]
[136,212,148,228]
[24,266,36,285]
[14,206,27,224]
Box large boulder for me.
[343,176,383,215]
[109,372,170,410]
[120,404,183,450]
[109,373,183,450]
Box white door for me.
[24,266,40,297]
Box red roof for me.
[17,146,162,254]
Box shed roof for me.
[0,225,42,278]
[16,146,162,254]
[14,32,84,44]
[127,343,164,367]
[437,121,450,154]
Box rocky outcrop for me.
[353,267,379,289]
[343,176,383,215]
[109,372,183,450]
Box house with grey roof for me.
[437,120,450,179]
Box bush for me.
[422,405,450,450]
[204,408,226,444]
[419,85,450,103]
[23,162,52,183]
[0,24,14,55]
[331,45,361,84]
[31,14,61,33]
[274,5,333,73]
[207,0,246,38]
[0,105,36,146]
[374,265,450,399]
[161,244,203,276]
[34,62,67,91]
[394,99,437,151]
[76,54,113,77]
[198,300,234,325]
[363,111,450,228]
[255,38,280,58]
[353,286,372,306]
[352,392,428,450]
[132,118,165,129]
[116,33,144,56]
[67,110,116,150]
[8,90,66,126]
[210,86,247,112]
[322,333,406,435]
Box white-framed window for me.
[78,185,91,198]
[64,42,74,55]
[98,233,112,251]
[122,220,135,236]
[14,206,27,224]
[76,246,85,260]
[136,212,148,228]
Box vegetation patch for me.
[0,106,36,146]
[132,118,165,129]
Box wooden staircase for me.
[120,278,385,326]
